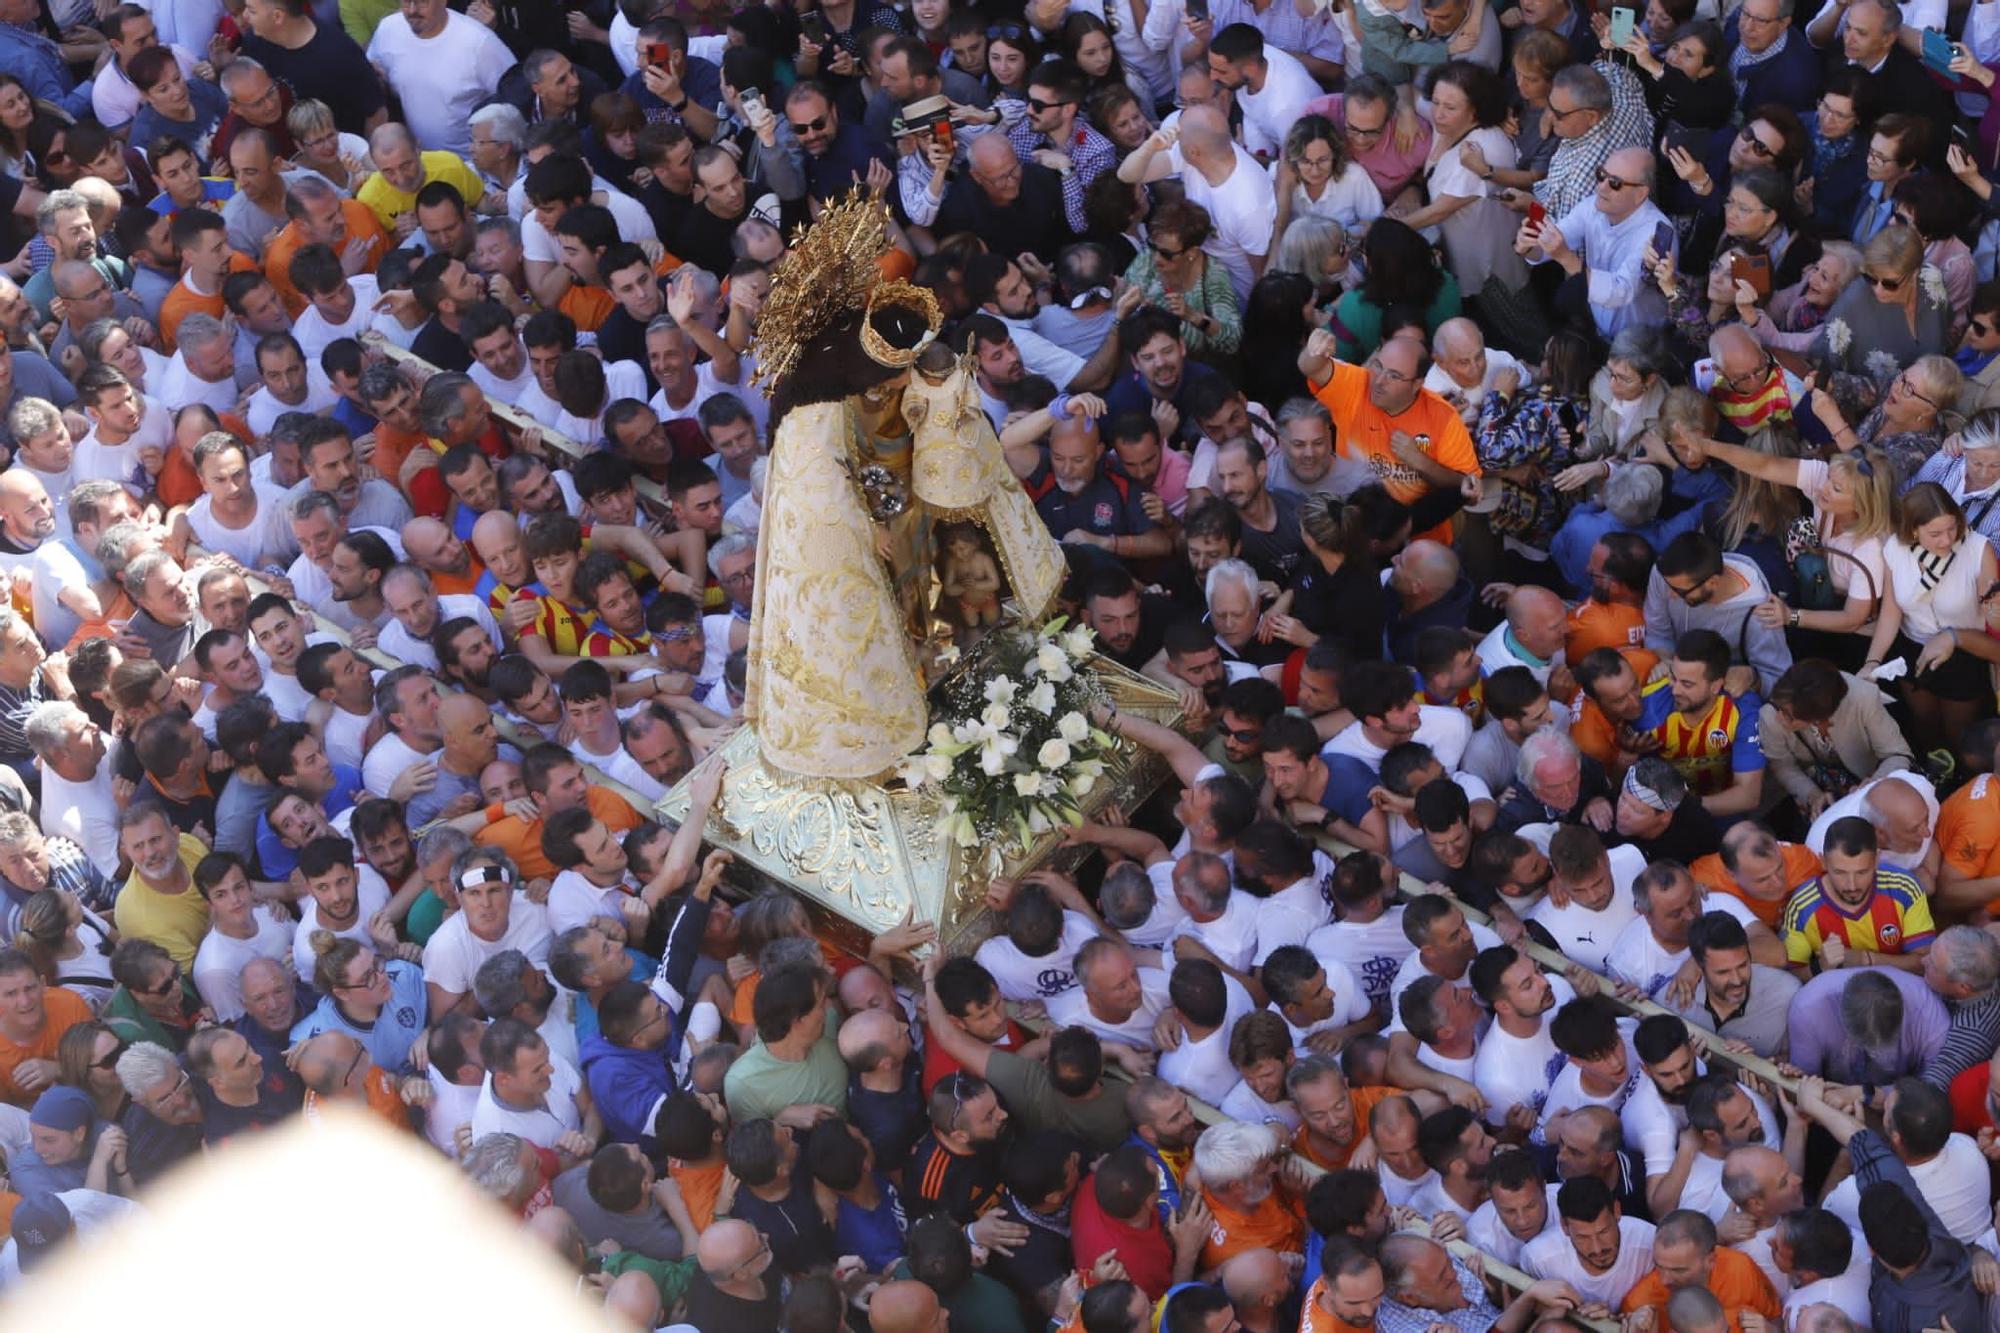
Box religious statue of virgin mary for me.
[744,193,1062,783]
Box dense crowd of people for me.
[11,0,2000,1326]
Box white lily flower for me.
[984,675,1017,705]
[929,722,955,748]
[981,700,1012,730]
[1025,680,1057,714]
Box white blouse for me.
[1884,531,1989,643]
[1795,459,1888,600]
[1275,158,1384,231]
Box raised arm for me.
[1104,705,1210,789]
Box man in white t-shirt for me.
[289,835,395,984]
[1820,1079,1991,1242]
[1044,937,1173,1051]
[1164,850,1263,972]
[973,877,1102,1004]
[1423,318,1532,421]
[1262,946,1373,1053]
[1206,24,1322,160]
[1309,852,1415,1020]
[25,703,121,877]
[1468,944,1569,1127]
[1116,107,1274,303]
[358,664,442,799]
[469,1016,599,1163]
[190,855,293,1020]
[1530,825,1642,974]
[1519,1178,1657,1310]
[421,851,554,1015]
[367,0,515,156]
[377,565,502,671]
[1158,960,1258,1105]
[1467,1158,1562,1268]
[1321,662,1474,774]
[1603,862,1766,1003]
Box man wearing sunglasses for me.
[1515,147,1667,342]
[1950,286,2000,418]
[781,82,895,209]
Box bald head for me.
[967,133,1015,173]
[293,1031,360,1094]
[1862,777,1932,852]
[1665,1285,1727,1333]
[51,259,103,302]
[696,1218,761,1276]
[1180,105,1233,158]
[869,1280,945,1333]
[1708,323,1763,381]
[1433,317,1483,360]
[837,1006,905,1072]
[1403,539,1460,589]
[604,1269,662,1330]
[1504,585,1566,660]
[1604,147,1653,192]
[1221,1247,1290,1305]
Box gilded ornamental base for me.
[656,655,1188,959]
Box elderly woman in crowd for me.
[1122,199,1242,362]
[1811,226,1954,382]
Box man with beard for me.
[1530,825,1642,974]
[606,705,691,802]
[1611,759,1722,867]
[113,802,209,968]
[286,492,403,638]
[1080,567,1174,674]
[1469,945,1567,1129]
[1103,307,1231,452]
[292,418,412,535]
[1210,437,1305,587]
[1607,861,1779,1005]
[1124,1075,1202,1214]
[1409,1105,1495,1224]
[1622,1015,1777,1214]
[1155,618,1241,731]
[1520,1176,1657,1317]
[1025,414,1170,562]
[1674,911,1799,1060]
[435,618,500,700]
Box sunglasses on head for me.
[986,22,1026,39]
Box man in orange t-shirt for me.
[0,965,91,1108]
[1304,330,1478,544]
[1291,1063,1395,1173]
[1691,824,1822,930]
[264,188,389,308]
[1620,1210,1780,1331]
[1566,530,1657,668]
[1197,1122,1307,1270]
[474,752,641,881]
[1936,771,2000,915]
[1299,1244,1388,1333]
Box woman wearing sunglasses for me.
[1662,102,1805,276]
[1864,481,2000,758]
[1891,174,1977,334]
[1809,226,1954,386]
[56,1020,129,1123]
[1121,198,1240,361]
[1954,288,2000,419]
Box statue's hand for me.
[874,525,895,563]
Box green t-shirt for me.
[889,1262,1031,1333]
[984,1049,1133,1156]
[722,1003,848,1122]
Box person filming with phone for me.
[1514,145,1670,341]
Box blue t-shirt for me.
[254,763,364,881]
[128,75,230,169]
[1319,754,1380,828]
[833,1176,908,1273]
[573,950,657,1044]
[291,958,429,1072]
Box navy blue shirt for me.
[1029,463,1153,543]
[799,120,895,206]
[619,56,724,126]
[1103,360,1230,452]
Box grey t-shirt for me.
[214,770,279,866]
[551,1163,686,1261]
[0,349,79,448]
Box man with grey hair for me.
[1517,143,1667,341]
[1913,924,2000,1086]
[113,1040,203,1185]
[1206,557,1283,667]
[155,312,238,415]
[0,606,68,784]
[23,189,128,321]
[1550,465,1701,597]
[463,1130,547,1212]
[378,562,502,669]
[1424,317,1532,422]
[47,258,152,372]
[365,0,513,156]
[1377,1231,1502,1327]
[700,531,755,677]
[1191,1119,1291,1230]
[1530,61,1651,219]
[474,947,578,1067]
[1495,728,1616,833]
[1267,397,1349,497]
[468,102,527,193]
[26,700,116,873]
